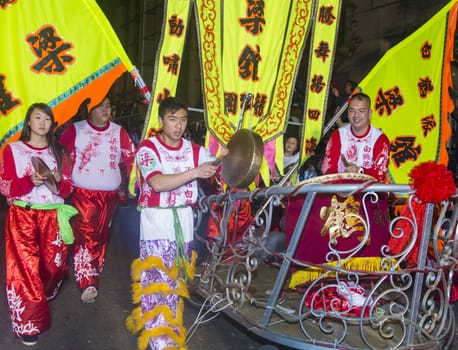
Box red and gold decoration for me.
[388,161,456,267]
[408,161,456,203]
[285,174,391,288]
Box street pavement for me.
[0,196,456,349]
[0,198,266,350]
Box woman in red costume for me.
[0,103,76,346]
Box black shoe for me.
[22,334,38,346]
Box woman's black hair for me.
[19,103,68,172]
[346,80,357,91]
[298,135,328,176]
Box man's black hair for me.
[158,97,188,118]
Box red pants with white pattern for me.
[70,187,118,291]
[5,205,68,337]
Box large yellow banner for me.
[0,0,134,148]
[359,1,457,184]
[195,0,313,184]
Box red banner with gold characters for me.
[195,0,314,184]
[358,1,457,184]
[0,0,135,149]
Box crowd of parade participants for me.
[0,90,455,349]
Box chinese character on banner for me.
[0,75,20,116]
[26,25,75,74]
[239,0,266,35]
[391,136,422,167]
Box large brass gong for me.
[221,128,264,188]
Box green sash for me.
[13,200,78,244]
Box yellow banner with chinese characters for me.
[358,1,456,184]
[0,0,134,148]
[195,0,313,185]
[142,0,192,137]
[299,0,341,169]
[129,0,192,194]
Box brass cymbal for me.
[31,156,59,194]
[221,129,264,188]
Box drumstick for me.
[341,154,349,167]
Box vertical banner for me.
[358,1,457,184]
[142,0,192,137]
[299,0,342,166]
[129,0,192,194]
[194,0,227,152]
[195,0,313,184]
[0,0,134,148]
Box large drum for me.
[284,173,391,288]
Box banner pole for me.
[130,66,151,104]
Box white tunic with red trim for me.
[60,120,135,191]
[136,136,214,243]
[136,135,214,208]
[321,124,390,182]
[0,141,72,204]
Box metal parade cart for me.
[189,174,458,350]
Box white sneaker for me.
[22,335,38,346]
[81,286,98,303]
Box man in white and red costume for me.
[321,92,390,182]
[60,96,135,303]
[284,93,391,289]
[126,97,220,350]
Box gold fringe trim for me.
[187,251,197,280]
[130,251,197,283]
[130,299,186,350]
[131,256,179,282]
[129,252,197,304]
[131,279,189,304]
[127,251,197,350]
[137,325,187,350]
[125,306,142,333]
[289,257,396,288]
[126,296,185,334]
